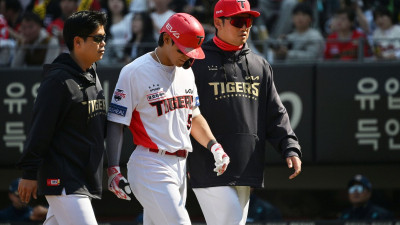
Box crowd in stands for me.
[0,0,400,67]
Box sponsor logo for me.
[147,91,166,102]
[185,89,193,94]
[166,23,179,38]
[109,103,127,117]
[47,179,60,186]
[245,75,260,81]
[195,96,200,106]
[208,65,218,71]
[114,89,126,102]
[148,84,160,92]
[216,10,223,14]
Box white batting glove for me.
[107,166,134,201]
[210,143,230,176]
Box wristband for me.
[207,139,218,150]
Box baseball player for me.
[187,0,303,224]
[16,11,107,225]
[105,13,230,225]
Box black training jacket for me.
[16,53,107,199]
[187,40,301,188]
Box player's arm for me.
[106,121,134,200]
[190,108,230,176]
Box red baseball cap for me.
[214,0,260,19]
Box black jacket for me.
[187,40,301,188]
[16,53,107,199]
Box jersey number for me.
[187,114,193,130]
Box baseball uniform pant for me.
[193,186,250,225]
[128,146,191,225]
[44,188,98,225]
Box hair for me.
[131,11,154,42]
[292,2,313,21]
[335,8,356,23]
[63,10,107,51]
[373,6,394,23]
[5,0,22,12]
[21,12,43,26]
[158,32,175,47]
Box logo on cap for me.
[237,0,246,8]
[166,23,180,38]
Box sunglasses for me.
[348,185,364,194]
[225,17,253,28]
[87,34,106,43]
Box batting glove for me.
[210,143,230,176]
[107,166,134,201]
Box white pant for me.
[44,189,98,225]
[193,186,250,225]
[128,146,191,225]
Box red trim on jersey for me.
[129,109,158,149]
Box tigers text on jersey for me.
[108,52,199,152]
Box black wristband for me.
[207,139,218,150]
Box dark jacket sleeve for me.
[16,74,70,180]
[264,65,302,157]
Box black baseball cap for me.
[348,174,372,190]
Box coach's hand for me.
[210,143,230,176]
[107,166,134,201]
[286,156,302,179]
[18,179,37,203]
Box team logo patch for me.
[47,179,60,186]
[113,89,126,102]
[109,103,127,117]
[195,96,200,106]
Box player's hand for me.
[210,143,230,176]
[286,156,302,179]
[18,179,38,203]
[107,166,134,201]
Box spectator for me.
[339,174,395,220]
[3,0,23,42]
[101,0,132,64]
[372,6,400,60]
[273,2,324,62]
[150,0,175,39]
[0,12,15,66]
[11,12,60,67]
[0,178,48,222]
[324,8,372,60]
[46,0,79,48]
[123,11,156,63]
[258,0,300,38]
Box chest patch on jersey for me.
[109,103,127,117]
[147,91,166,102]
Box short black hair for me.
[63,10,107,51]
[5,0,22,12]
[21,12,43,27]
[335,8,356,23]
[292,2,313,21]
[373,6,394,23]
[157,32,175,47]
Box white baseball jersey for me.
[108,52,199,152]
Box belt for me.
[149,148,188,158]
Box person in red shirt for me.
[324,8,372,60]
[46,0,78,47]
